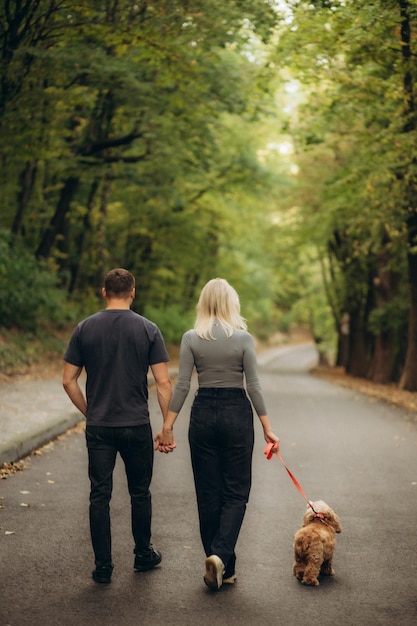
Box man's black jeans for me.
[86,424,154,568]
[188,388,254,578]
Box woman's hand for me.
[154,427,177,453]
[263,429,279,447]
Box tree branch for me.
[79,130,145,156]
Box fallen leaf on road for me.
[20,490,30,495]
[313,366,417,415]
[20,503,30,507]
[5,531,15,535]
[0,460,28,479]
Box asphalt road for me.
[1,344,417,626]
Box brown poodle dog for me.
[293,500,342,586]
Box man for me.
[63,268,172,584]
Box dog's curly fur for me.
[293,500,342,586]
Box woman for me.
[154,278,279,590]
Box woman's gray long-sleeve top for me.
[169,325,267,417]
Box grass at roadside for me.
[0,327,70,381]
[0,327,181,383]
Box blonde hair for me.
[194,278,247,339]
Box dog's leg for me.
[293,542,307,581]
[301,552,322,586]
[293,559,305,581]
[320,559,335,576]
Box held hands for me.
[154,428,177,454]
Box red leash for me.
[264,442,320,516]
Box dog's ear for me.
[302,509,316,526]
[330,511,342,533]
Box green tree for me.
[0,0,286,341]
[272,0,417,388]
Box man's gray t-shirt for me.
[169,325,267,416]
[64,309,169,427]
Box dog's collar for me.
[313,513,327,523]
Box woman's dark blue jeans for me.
[188,388,254,578]
[86,424,154,568]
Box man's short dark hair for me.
[104,268,135,297]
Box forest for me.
[1,0,417,391]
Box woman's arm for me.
[243,335,279,445]
[154,332,194,453]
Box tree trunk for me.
[368,332,395,384]
[11,159,37,244]
[95,174,112,290]
[336,312,350,368]
[68,178,99,293]
[125,224,153,315]
[367,244,400,384]
[36,176,79,259]
[398,1,417,390]
[346,309,368,377]
[399,240,417,390]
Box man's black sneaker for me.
[134,546,162,572]
[92,564,113,583]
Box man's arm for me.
[150,361,172,419]
[62,362,87,417]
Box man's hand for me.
[154,428,176,453]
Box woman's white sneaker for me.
[204,555,224,590]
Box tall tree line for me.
[2,0,417,391]
[272,0,417,390]
[0,0,280,325]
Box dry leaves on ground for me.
[313,366,417,418]
[0,422,85,478]
[0,460,29,479]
